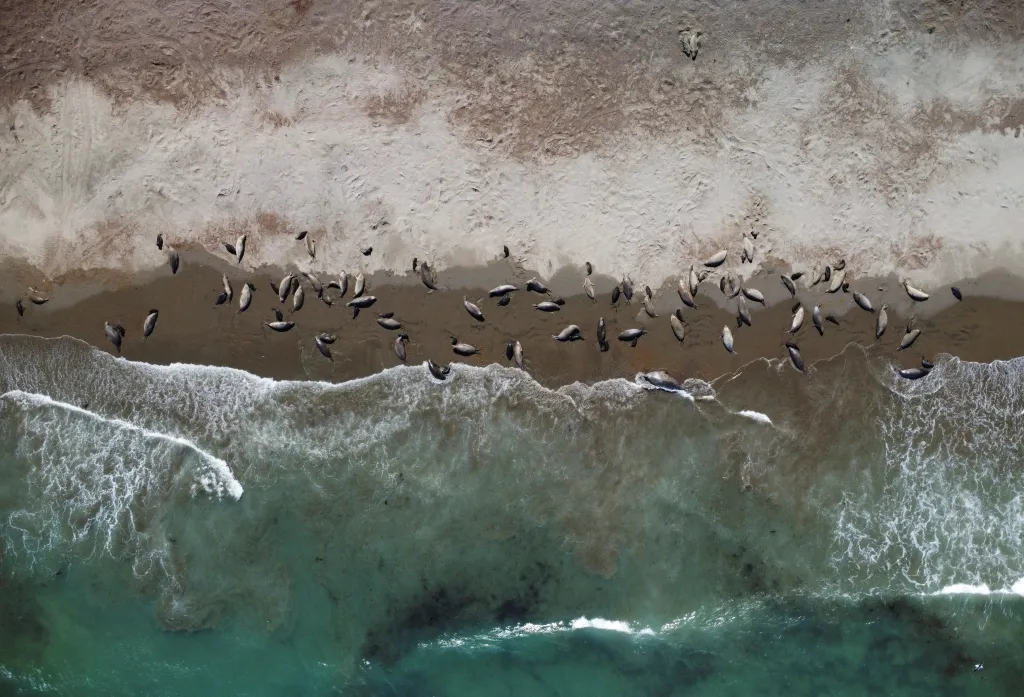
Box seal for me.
[670,311,685,344]
[742,286,765,305]
[876,304,888,339]
[586,262,593,276]
[640,371,682,391]
[498,295,511,306]
[426,359,451,381]
[903,280,929,301]
[898,329,921,351]
[737,297,752,327]
[703,250,727,267]
[295,230,307,240]
[526,278,549,294]
[721,326,735,354]
[617,328,647,347]
[679,27,703,60]
[583,277,596,301]
[235,235,246,264]
[167,247,180,274]
[224,242,235,256]
[346,296,377,309]
[689,266,700,296]
[215,291,229,306]
[534,301,560,312]
[314,336,332,360]
[278,274,294,303]
[597,317,607,349]
[785,342,805,373]
[677,280,697,308]
[897,367,930,380]
[394,333,409,361]
[503,245,510,258]
[812,305,824,336]
[222,275,233,302]
[420,263,437,291]
[643,296,658,318]
[377,316,402,330]
[553,325,583,342]
[302,272,323,297]
[104,321,125,353]
[789,305,804,334]
[742,235,754,263]
[156,234,164,250]
[464,298,485,322]
[353,272,365,298]
[781,274,797,297]
[306,236,316,259]
[853,292,874,312]
[15,300,23,316]
[265,320,295,332]
[513,340,524,369]
[488,284,516,297]
[610,286,621,305]
[450,338,481,356]
[293,283,305,312]
[143,310,159,339]
[621,277,634,302]
[951,287,962,301]
[827,269,846,293]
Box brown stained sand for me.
[1,258,1023,389]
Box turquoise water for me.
[0,335,1022,695]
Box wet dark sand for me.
[2,254,1023,387]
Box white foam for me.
[1,390,243,501]
[935,577,1024,597]
[735,410,773,426]
[832,353,1024,595]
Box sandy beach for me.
[2,248,1024,387]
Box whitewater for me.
[0,335,1023,695]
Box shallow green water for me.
[0,336,1021,695]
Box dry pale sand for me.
[0,0,1023,297]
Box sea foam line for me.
[0,389,244,500]
[935,578,1024,597]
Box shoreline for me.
[2,255,1023,388]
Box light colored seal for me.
[721,326,735,354]
[142,310,158,339]
[703,250,727,268]
[876,305,888,339]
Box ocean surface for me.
[0,335,1022,696]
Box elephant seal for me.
[395,333,409,361]
[640,371,682,391]
[553,325,583,342]
[464,298,485,322]
[703,250,727,267]
[785,342,805,373]
[143,310,159,339]
[618,328,647,347]
[721,326,735,354]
